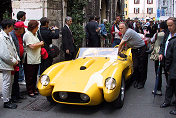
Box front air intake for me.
[53,92,90,103]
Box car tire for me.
[46,96,56,104]
[112,75,125,108]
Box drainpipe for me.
[42,0,45,17]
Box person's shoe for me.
[18,80,26,85]
[152,90,162,96]
[170,110,176,115]
[4,102,17,109]
[160,102,170,108]
[34,91,39,95]
[11,99,22,103]
[137,84,144,89]
[18,95,26,99]
[172,101,176,105]
[133,81,138,88]
[28,93,36,98]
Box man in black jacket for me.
[62,16,76,61]
[165,30,176,115]
[159,17,176,109]
[85,15,101,47]
[147,19,158,38]
[38,17,59,74]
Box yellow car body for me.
[37,47,133,107]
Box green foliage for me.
[3,10,11,19]
[67,0,88,49]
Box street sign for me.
[157,9,160,18]
[161,9,165,16]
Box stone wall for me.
[47,0,63,28]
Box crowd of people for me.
[83,15,176,115]
[0,11,60,109]
[0,11,176,115]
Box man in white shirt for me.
[159,17,176,111]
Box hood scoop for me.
[80,59,95,70]
[80,66,86,70]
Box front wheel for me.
[112,75,125,108]
[46,96,56,104]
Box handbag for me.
[38,29,59,58]
[48,44,60,58]
[150,46,160,60]
[41,47,48,59]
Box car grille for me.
[53,92,90,103]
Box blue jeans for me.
[18,64,24,82]
[112,38,121,47]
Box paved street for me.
[0,59,175,118]
[0,73,2,94]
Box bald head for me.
[119,22,128,34]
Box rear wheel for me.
[112,75,125,108]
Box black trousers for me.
[164,79,176,104]
[40,57,53,75]
[11,71,20,100]
[24,63,39,94]
[132,45,148,86]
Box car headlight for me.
[80,93,90,101]
[40,75,50,86]
[59,92,68,100]
[105,77,116,90]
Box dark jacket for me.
[85,20,100,47]
[135,27,144,34]
[159,30,170,56]
[10,30,20,57]
[38,27,59,52]
[165,37,176,79]
[147,24,158,38]
[61,25,75,53]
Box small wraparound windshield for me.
[78,48,118,58]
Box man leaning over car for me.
[118,22,148,89]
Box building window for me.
[125,11,127,15]
[134,0,140,4]
[134,8,140,14]
[147,8,153,14]
[147,0,153,4]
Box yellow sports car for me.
[37,47,133,108]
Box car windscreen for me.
[78,48,118,58]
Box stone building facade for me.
[12,0,124,28]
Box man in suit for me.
[165,27,176,115]
[62,16,76,61]
[159,17,176,109]
[85,15,101,47]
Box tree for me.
[0,0,12,22]
[67,0,88,50]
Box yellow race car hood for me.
[50,57,119,93]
